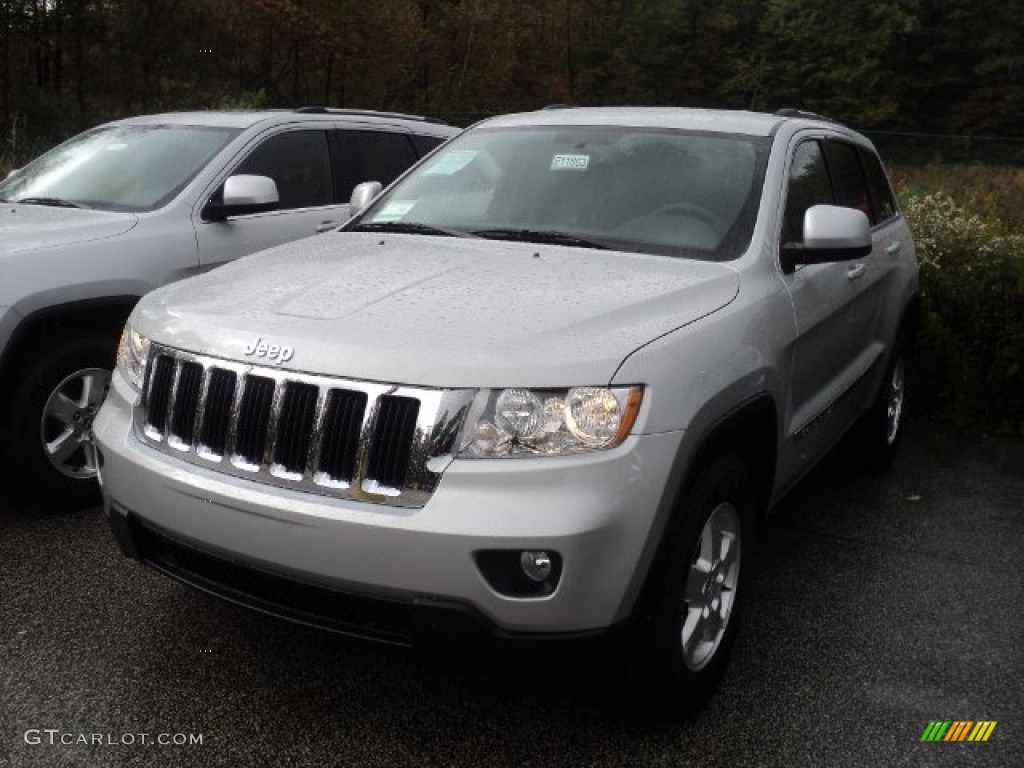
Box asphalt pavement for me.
[1,417,1021,767]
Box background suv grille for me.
[137,345,472,508]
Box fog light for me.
[475,550,563,597]
[520,550,553,582]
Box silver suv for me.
[93,107,918,717]
[0,108,456,507]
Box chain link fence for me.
[852,131,1024,167]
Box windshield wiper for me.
[15,196,88,209]
[470,228,610,250]
[352,221,476,238]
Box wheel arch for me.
[625,392,778,622]
[0,296,139,402]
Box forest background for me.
[1,0,1022,432]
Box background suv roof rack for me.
[774,107,838,124]
[294,106,447,125]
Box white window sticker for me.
[550,153,590,171]
[423,150,478,176]
[373,200,417,222]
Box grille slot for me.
[169,361,203,445]
[367,395,420,489]
[317,389,368,482]
[135,345,466,508]
[274,382,319,473]
[145,355,176,434]
[235,375,275,466]
[199,368,237,455]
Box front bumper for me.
[94,371,683,640]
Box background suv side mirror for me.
[781,204,871,273]
[349,181,382,217]
[203,174,280,221]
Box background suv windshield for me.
[0,125,239,212]
[360,126,769,260]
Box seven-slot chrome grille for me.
[135,344,474,508]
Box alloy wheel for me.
[40,367,111,479]
[681,502,741,671]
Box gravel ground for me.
[1,417,1021,767]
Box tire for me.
[624,454,755,720]
[846,336,906,472]
[1,334,115,510]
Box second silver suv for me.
[94,107,918,717]
[0,108,457,508]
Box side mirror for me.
[781,205,871,273]
[349,181,382,217]
[203,174,279,221]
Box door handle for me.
[847,263,867,280]
[315,221,337,233]
[885,242,902,255]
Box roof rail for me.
[774,107,838,124]
[293,106,448,125]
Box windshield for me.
[0,124,240,212]
[352,125,769,260]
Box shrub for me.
[901,193,1024,434]
[893,164,1024,233]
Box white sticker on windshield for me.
[373,200,417,222]
[550,153,590,171]
[423,150,478,175]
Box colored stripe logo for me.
[920,721,997,742]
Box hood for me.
[137,232,740,388]
[0,204,138,255]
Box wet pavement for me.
[1,417,1021,767]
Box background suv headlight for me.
[458,386,642,458]
[115,323,150,391]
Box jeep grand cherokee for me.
[93,107,918,717]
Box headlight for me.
[458,386,642,458]
[115,323,150,391]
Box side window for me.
[860,148,898,223]
[234,130,332,210]
[783,140,832,244]
[410,133,446,157]
[331,130,418,200]
[828,141,874,223]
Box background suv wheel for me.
[1,335,114,510]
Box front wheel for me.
[624,454,755,719]
[1,335,114,510]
